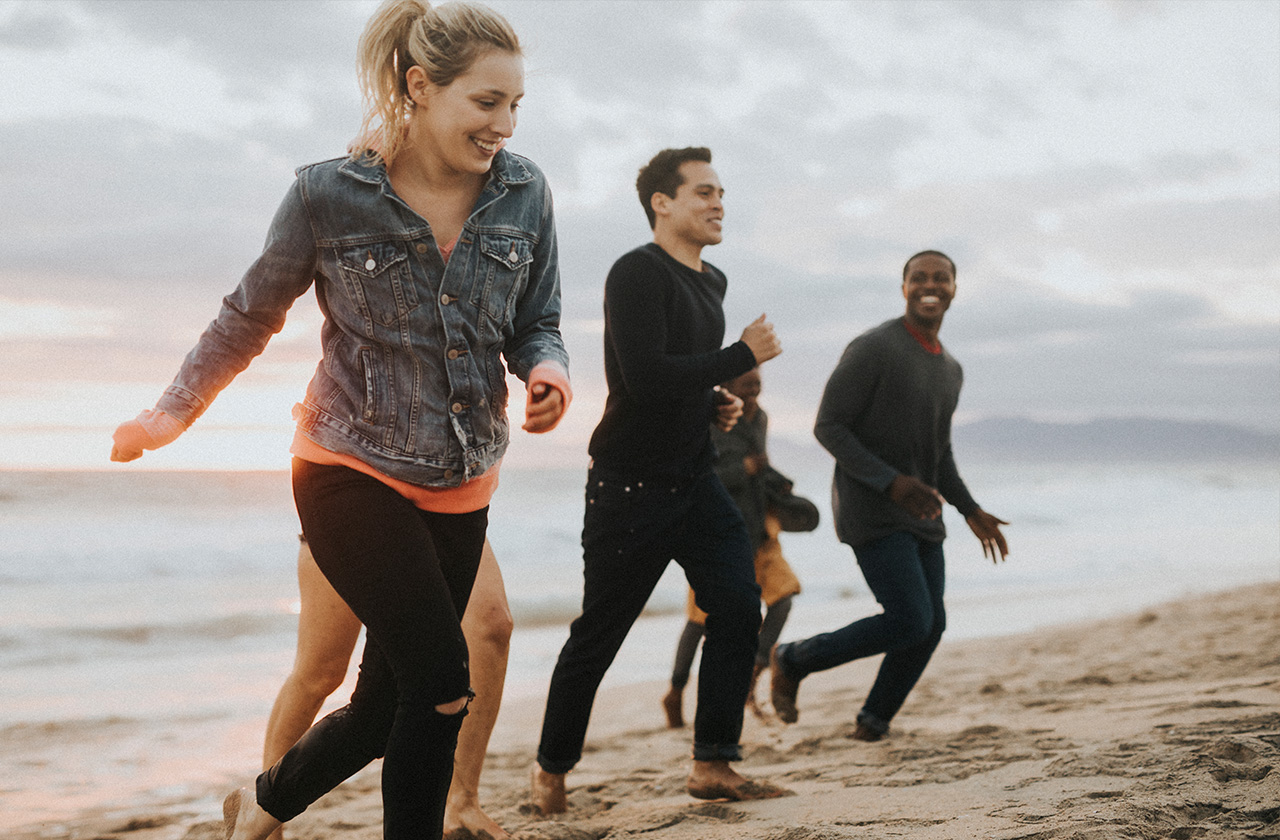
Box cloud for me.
[1066,195,1280,273]
[0,120,301,311]
[0,297,114,339]
[72,0,364,97]
[0,0,1277,464]
[0,3,333,137]
[0,1,77,49]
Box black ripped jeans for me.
[256,459,486,839]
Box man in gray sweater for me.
[770,250,1009,740]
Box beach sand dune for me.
[17,583,1279,840]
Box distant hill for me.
[952,417,1280,462]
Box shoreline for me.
[11,580,1278,839]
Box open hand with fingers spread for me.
[965,509,1010,563]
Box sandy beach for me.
[14,581,1278,840]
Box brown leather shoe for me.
[769,645,800,724]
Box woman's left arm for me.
[111,178,319,461]
[503,178,570,382]
[154,178,319,426]
[505,178,571,432]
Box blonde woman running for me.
[111,2,569,837]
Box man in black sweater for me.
[533,147,786,812]
[770,250,1010,740]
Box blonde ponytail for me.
[354,0,520,166]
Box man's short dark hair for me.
[902,250,957,281]
[636,147,712,229]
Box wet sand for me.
[15,581,1279,840]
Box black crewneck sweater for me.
[587,243,757,478]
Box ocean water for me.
[1,458,1277,829]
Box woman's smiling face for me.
[411,48,524,177]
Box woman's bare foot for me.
[529,765,568,815]
[223,786,282,840]
[443,795,509,840]
[686,760,792,802]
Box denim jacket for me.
[156,149,569,487]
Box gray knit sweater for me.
[814,317,979,548]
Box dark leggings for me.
[670,595,793,690]
[256,459,487,839]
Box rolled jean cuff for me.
[692,741,743,762]
[537,752,578,775]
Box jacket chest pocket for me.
[472,233,533,323]
[335,242,420,329]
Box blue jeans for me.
[538,466,761,771]
[776,531,945,733]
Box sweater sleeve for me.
[603,252,757,405]
[813,337,899,493]
[935,443,979,516]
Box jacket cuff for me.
[155,385,207,427]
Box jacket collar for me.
[335,148,533,187]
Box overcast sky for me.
[0,0,1277,470]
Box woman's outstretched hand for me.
[111,419,148,462]
[110,410,184,462]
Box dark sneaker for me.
[853,710,889,741]
[851,721,883,741]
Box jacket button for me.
[451,402,463,413]
[440,294,451,305]
[443,469,454,480]
[364,258,376,270]
[508,248,518,263]
[416,243,428,254]
[448,349,459,360]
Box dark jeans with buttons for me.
[537,465,762,772]
[775,531,945,734]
